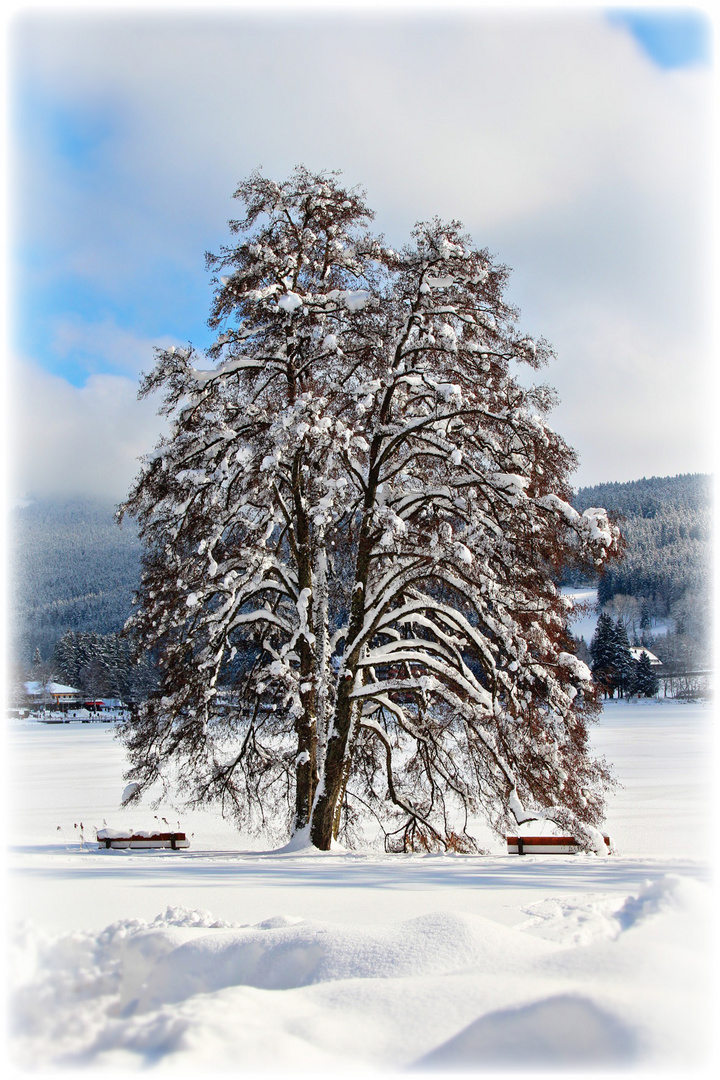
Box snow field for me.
[6,700,717,1073]
[9,877,712,1071]
[589,698,714,858]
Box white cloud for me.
[50,317,176,377]
[8,9,715,488]
[546,305,714,485]
[8,360,167,502]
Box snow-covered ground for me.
[6,700,717,1074]
[562,587,600,644]
[562,587,671,645]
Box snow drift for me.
[9,876,711,1071]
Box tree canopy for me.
[120,167,620,853]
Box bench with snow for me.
[96,829,190,850]
[507,835,611,855]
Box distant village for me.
[16,645,667,725]
[19,681,129,722]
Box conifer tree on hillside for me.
[589,613,615,697]
[53,630,156,704]
[577,476,711,628]
[121,167,620,852]
[589,614,634,698]
[612,619,635,698]
[634,652,659,698]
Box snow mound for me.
[613,873,706,930]
[516,892,628,946]
[413,993,638,1069]
[120,782,141,804]
[9,877,711,1071]
[269,824,348,855]
[148,905,239,930]
[516,875,708,947]
[124,911,553,1013]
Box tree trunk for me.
[309,415,387,849]
[309,675,356,848]
[310,522,375,849]
[293,675,317,832]
[332,753,354,841]
[291,452,319,833]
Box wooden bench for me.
[507,835,611,855]
[96,830,190,850]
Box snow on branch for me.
[120,168,617,853]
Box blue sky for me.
[7,6,715,498]
[611,8,712,68]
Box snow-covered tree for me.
[121,168,381,836]
[589,613,614,697]
[306,217,620,851]
[121,168,620,853]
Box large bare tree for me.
[121,168,619,852]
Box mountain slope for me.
[9,474,712,668]
[9,497,141,663]
[573,474,711,614]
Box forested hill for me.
[573,473,712,520]
[572,473,712,660]
[10,497,141,664]
[9,474,712,668]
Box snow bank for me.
[414,994,638,1070]
[7,703,715,1071]
[9,876,711,1071]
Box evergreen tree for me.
[612,619,635,698]
[10,497,142,666]
[589,614,635,698]
[634,652,659,697]
[572,636,591,667]
[53,629,157,704]
[578,475,711,638]
[589,613,617,697]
